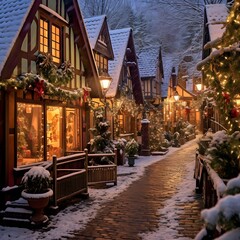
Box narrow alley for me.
[69,140,203,240]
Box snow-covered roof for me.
[161,56,178,98]
[84,15,106,49]
[0,0,34,75]
[205,4,228,42]
[107,28,131,98]
[138,47,160,78]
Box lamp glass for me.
[173,93,180,101]
[196,83,202,91]
[100,78,112,92]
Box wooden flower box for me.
[88,150,117,186]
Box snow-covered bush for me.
[196,175,240,240]
[206,130,240,179]
[125,139,139,157]
[21,166,52,194]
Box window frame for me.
[39,10,66,65]
[94,52,108,75]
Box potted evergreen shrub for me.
[21,166,53,225]
[125,138,139,167]
[114,138,127,165]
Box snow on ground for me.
[0,139,198,240]
[139,158,196,240]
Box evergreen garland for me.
[0,53,88,101]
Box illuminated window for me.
[118,114,124,133]
[17,103,43,166]
[46,106,63,160]
[39,17,62,64]
[51,24,60,63]
[66,108,81,151]
[40,19,48,53]
[95,53,100,70]
[94,52,108,75]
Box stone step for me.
[5,197,29,208]
[0,198,32,228]
[1,216,31,228]
[4,206,32,219]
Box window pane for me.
[51,24,61,63]
[40,18,49,54]
[17,103,43,166]
[66,108,80,151]
[47,106,63,160]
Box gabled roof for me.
[84,15,114,59]
[205,4,228,42]
[161,55,178,98]
[107,28,143,104]
[138,47,160,78]
[0,0,101,97]
[0,0,35,75]
[107,28,131,98]
[84,15,106,49]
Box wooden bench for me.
[52,150,88,208]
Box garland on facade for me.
[110,85,144,137]
[197,1,240,133]
[0,53,91,102]
[111,84,144,117]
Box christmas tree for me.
[197,1,240,133]
[148,110,169,151]
[88,107,115,165]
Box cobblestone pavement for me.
[69,141,204,240]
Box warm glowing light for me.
[196,83,202,91]
[99,76,112,93]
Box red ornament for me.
[34,79,44,98]
[230,107,239,118]
[83,88,89,102]
[222,92,230,104]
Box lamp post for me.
[173,90,180,124]
[99,76,112,120]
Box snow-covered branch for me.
[197,46,240,70]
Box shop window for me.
[17,103,43,166]
[47,106,63,160]
[118,114,124,133]
[66,108,81,151]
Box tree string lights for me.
[197,1,240,133]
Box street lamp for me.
[99,75,112,119]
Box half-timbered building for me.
[0,0,100,195]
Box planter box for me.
[186,134,196,141]
[87,150,117,186]
[88,164,117,185]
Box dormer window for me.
[40,18,61,63]
[94,52,108,75]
